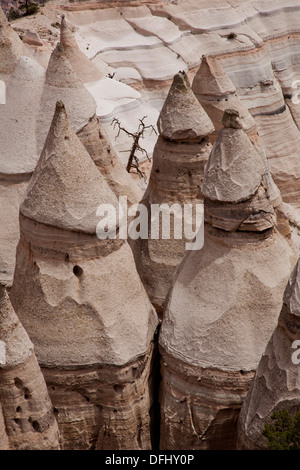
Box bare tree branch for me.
[111,116,157,182]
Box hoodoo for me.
[130,71,214,316]
[238,258,300,450]
[192,58,289,237]
[192,55,256,143]
[10,102,158,450]
[159,109,297,449]
[37,42,96,155]
[60,14,104,83]
[0,282,60,450]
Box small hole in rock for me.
[65,254,69,262]
[73,265,83,277]
[16,406,22,413]
[23,388,31,400]
[32,420,41,432]
[14,378,23,389]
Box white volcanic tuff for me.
[36,42,96,155]
[0,56,45,175]
[66,8,161,59]
[0,56,45,285]
[238,258,300,450]
[85,77,141,121]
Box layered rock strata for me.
[0,282,60,450]
[10,102,158,450]
[192,57,292,237]
[238,257,300,450]
[192,55,257,144]
[130,71,214,316]
[159,110,297,450]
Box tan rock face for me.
[60,15,104,83]
[159,110,297,449]
[238,258,300,450]
[10,102,158,450]
[192,56,256,142]
[131,72,214,316]
[37,42,97,155]
[77,114,143,207]
[0,6,24,81]
[0,283,60,450]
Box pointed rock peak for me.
[60,14,78,50]
[0,282,34,368]
[45,42,83,88]
[157,71,214,141]
[283,258,300,317]
[202,110,265,203]
[192,55,236,97]
[21,101,119,233]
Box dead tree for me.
[112,116,157,182]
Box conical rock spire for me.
[22,101,118,234]
[37,42,96,154]
[192,55,256,139]
[60,15,104,83]
[158,71,214,141]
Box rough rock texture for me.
[0,283,60,450]
[238,258,300,450]
[192,55,257,143]
[77,114,142,207]
[60,14,104,83]
[0,6,24,81]
[159,110,297,450]
[10,102,158,450]
[0,55,45,285]
[37,42,96,155]
[131,72,214,316]
[192,58,288,229]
